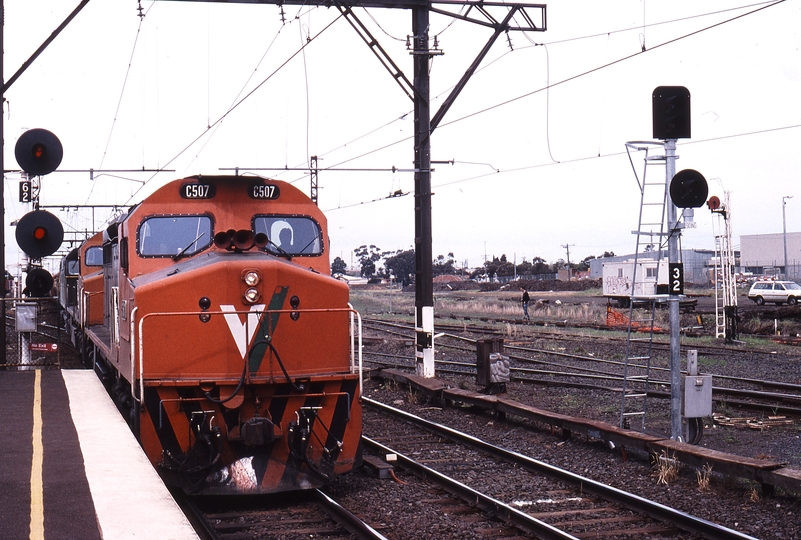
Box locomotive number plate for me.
[250,184,280,200]
[181,183,216,199]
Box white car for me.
[747,280,801,306]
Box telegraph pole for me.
[561,243,574,281]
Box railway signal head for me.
[24,268,54,297]
[15,210,65,258]
[670,169,708,208]
[15,128,63,176]
[652,86,691,140]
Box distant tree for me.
[531,256,550,274]
[470,266,487,280]
[482,256,500,280]
[577,255,595,272]
[433,253,457,276]
[600,251,616,258]
[481,255,515,279]
[331,256,347,276]
[516,260,534,276]
[496,259,515,277]
[354,245,382,277]
[384,249,416,286]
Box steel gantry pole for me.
[412,5,435,377]
[665,139,683,441]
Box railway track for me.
[183,489,389,540]
[362,319,801,418]
[363,398,758,539]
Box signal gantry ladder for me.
[711,193,739,341]
[618,141,670,431]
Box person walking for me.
[520,287,530,321]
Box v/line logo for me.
[221,304,266,359]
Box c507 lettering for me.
[181,183,216,199]
[250,184,280,200]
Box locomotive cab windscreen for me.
[254,215,323,256]
[137,215,213,257]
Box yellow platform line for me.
[30,370,44,540]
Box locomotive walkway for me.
[0,368,198,540]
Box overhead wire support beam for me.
[431,5,544,131]
[429,2,545,32]
[335,4,416,102]
[2,0,92,93]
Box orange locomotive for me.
[63,175,363,494]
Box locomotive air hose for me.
[250,339,305,393]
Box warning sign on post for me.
[30,343,58,352]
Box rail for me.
[365,397,760,540]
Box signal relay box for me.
[682,375,713,418]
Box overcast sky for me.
[3,0,800,273]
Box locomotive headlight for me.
[244,270,260,286]
[199,297,212,323]
[244,287,261,304]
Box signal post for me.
[653,86,709,441]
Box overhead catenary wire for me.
[126,10,345,204]
[87,1,154,204]
[279,1,790,193]
[113,0,787,212]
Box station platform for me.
[0,369,199,540]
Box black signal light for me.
[653,86,691,140]
[24,268,54,297]
[670,169,708,208]
[15,129,63,176]
[16,210,65,258]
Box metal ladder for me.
[619,141,669,431]
[712,193,738,340]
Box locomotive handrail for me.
[135,306,363,406]
[80,288,102,327]
[348,303,364,398]
[130,307,139,406]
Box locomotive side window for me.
[84,246,103,267]
[66,260,80,276]
[253,215,323,256]
[138,215,213,257]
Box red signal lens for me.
[32,143,46,160]
[33,226,47,240]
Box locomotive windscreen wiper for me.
[173,232,206,261]
[297,232,321,255]
[267,238,292,260]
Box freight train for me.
[58,175,363,495]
